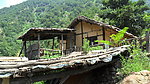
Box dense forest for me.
[0,0,149,56]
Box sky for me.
[0,0,27,9]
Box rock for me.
[120,70,150,84]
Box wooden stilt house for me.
[18,16,136,59]
[0,16,137,84]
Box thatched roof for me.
[68,16,137,38]
[18,28,74,41]
[0,45,128,81]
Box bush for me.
[34,81,45,84]
[119,41,150,75]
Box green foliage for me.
[82,38,103,53]
[110,27,128,44]
[0,0,103,56]
[89,46,103,51]
[34,81,45,84]
[96,27,128,47]
[100,0,150,35]
[119,41,150,75]
[0,0,149,56]
[82,39,91,53]
[102,0,129,9]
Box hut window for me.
[87,36,98,45]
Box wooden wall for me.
[60,33,75,50]
[65,21,134,50]
[74,21,103,48]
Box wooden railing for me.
[40,48,61,56]
[40,37,146,56]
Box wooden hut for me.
[0,16,137,84]
[66,16,136,50]
[18,16,136,59]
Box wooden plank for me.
[0,57,28,62]
[10,60,116,83]
[75,29,102,35]
[0,48,127,69]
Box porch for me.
[18,28,75,59]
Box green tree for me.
[99,0,149,35]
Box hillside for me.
[0,0,103,56]
[0,0,149,56]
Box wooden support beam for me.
[70,33,72,49]
[38,34,40,58]
[102,27,105,41]
[24,41,27,57]
[52,37,55,49]
[81,21,84,46]
[102,27,106,49]
[18,42,24,57]
[146,31,150,53]
[75,29,102,35]
[61,34,64,56]
[74,33,76,46]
